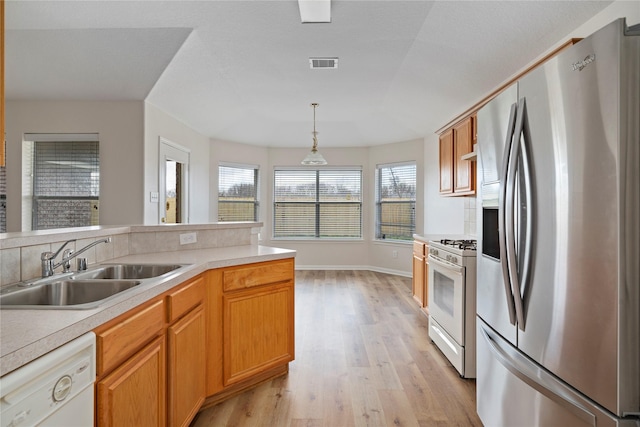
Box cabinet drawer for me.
[96,299,165,375]
[166,275,205,323]
[413,241,425,257]
[223,258,294,292]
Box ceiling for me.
[5,1,614,148]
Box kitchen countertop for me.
[0,245,295,377]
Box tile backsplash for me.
[464,196,477,236]
[0,223,262,287]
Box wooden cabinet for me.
[412,241,429,313]
[439,115,476,196]
[95,274,206,427]
[97,335,166,427]
[205,258,295,400]
[95,300,166,426]
[224,282,294,385]
[439,129,454,194]
[221,259,295,386]
[95,299,165,376]
[166,276,206,427]
[167,306,205,427]
[94,258,295,423]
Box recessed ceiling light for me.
[309,57,338,69]
[298,0,331,23]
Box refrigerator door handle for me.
[479,324,598,426]
[518,97,534,328]
[507,98,527,330]
[498,102,518,326]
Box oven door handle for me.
[427,255,464,275]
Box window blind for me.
[375,162,416,241]
[274,169,362,239]
[218,164,259,221]
[32,141,100,230]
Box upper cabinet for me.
[1,0,5,167]
[439,115,476,196]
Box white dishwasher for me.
[0,332,96,427]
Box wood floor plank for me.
[192,270,482,427]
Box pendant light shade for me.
[302,103,327,165]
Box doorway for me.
[159,138,190,224]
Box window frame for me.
[217,162,260,222]
[375,161,416,242]
[27,134,100,231]
[273,167,363,240]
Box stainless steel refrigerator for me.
[476,18,640,427]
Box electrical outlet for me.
[392,250,398,258]
[179,232,197,245]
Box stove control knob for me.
[451,256,458,264]
[446,254,451,261]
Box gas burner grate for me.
[439,239,477,250]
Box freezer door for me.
[515,19,639,416]
[477,83,517,185]
[476,84,519,345]
[477,321,635,427]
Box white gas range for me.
[427,239,477,378]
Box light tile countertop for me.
[0,245,295,377]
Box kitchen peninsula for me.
[0,222,295,425]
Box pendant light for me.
[301,103,328,165]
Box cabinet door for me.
[223,282,294,386]
[97,335,166,427]
[412,254,425,307]
[439,129,454,194]
[453,116,476,194]
[168,306,206,427]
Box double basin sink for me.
[0,264,187,310]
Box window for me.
[218,164,259,222]
[274,168,362,239]
[375,162,416,241]
[30,137,100,230]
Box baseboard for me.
[294,265,411,278]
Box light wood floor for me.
[192,270,482,427]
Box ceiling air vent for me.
[309,57,338,69]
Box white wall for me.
[144,102,210,224]
[5,100,145,231]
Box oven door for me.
[427,254,466,345]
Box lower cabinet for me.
[168,306,206,427]
[412,240,429,313]
[94,258,295,424]
[223,283,294,385]
[97,335,166,427]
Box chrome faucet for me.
[41,237,112,278]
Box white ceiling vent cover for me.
[309,57,338,69]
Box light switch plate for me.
[150,192,159,203]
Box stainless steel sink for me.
[0,279,141,309]
[73,264,183,280]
